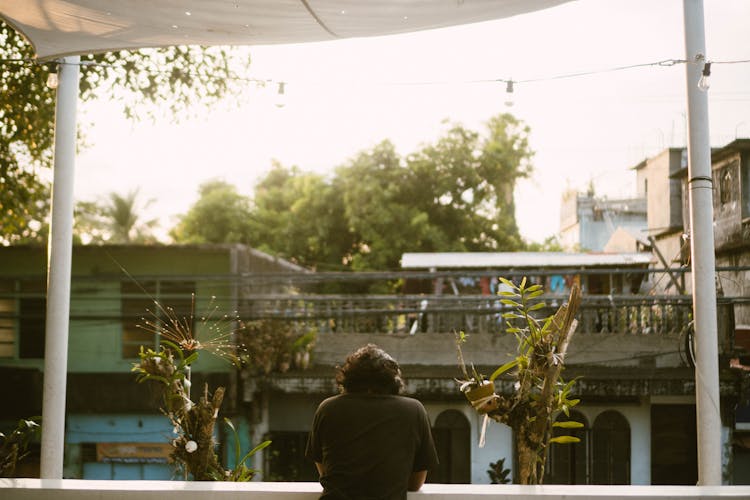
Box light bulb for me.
[275,81,286,108]
[46,70,58,89]
[504,80,515,107]
[697,62,711,92]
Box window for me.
[121,281,157,358]
[430,410,470,484]
[651,404,697,485]
[264,431,318,481]
[0,281,14,358]
[121,280,195,359]
[720,168,734,205]
[0,280,47,359]
[19,292,46,359]
[592,410,630,484]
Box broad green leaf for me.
[489,359,519,381]
[550,435,581,444]
[553,421,584,429]
[239,440,272,465]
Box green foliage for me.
[170,180,254,244]
[487,457,512,484]
[0,417,41,477]
[214,114,534,273]
[217,418,271,482]
[75,188,158,243]
[246,163,352,269]
[239,319,317,375]
[134,340,269,481]
[0,19,249,243]
[525,235,564,252]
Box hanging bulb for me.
[46,64,59,89]
[697,62,711,92]
[504,80,515,107]
[275,81,286,108]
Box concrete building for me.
[559,189,648,253]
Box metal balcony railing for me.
[238,294,702,336]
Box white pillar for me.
[40,55,80,479]
[682,0,722,486]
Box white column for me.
[682,0,722,486]
[40,55,80,479]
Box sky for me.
[74,0,750,244]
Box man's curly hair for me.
[336,344,405,395]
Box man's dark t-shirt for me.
[305,393,439,500]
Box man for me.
[306,344,439,499]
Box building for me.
[0,244,304,479]
[559,189,648,253]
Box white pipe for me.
[682,0,722,485]
[40,55,80,479]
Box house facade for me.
[559,189,647,253]
[237,249,744,486]
[0,244,304,479]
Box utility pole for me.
[683,0,722,485]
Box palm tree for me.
[75,188,159,244]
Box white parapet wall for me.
[3,480,750,499]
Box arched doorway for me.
[545,410,589,484]
[429,409,470,483]
[592,410,630,484]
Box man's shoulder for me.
[319,393,425,410]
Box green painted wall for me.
[0,245,241,374]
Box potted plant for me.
[456,278,583,484]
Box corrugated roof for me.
[401,252,654,269]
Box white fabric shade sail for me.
[1,0,570,60]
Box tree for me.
[75,189,158,243]
[168,114,534,271]
[170,180,254,244]
[337,114,533,270]
[248,162,352,270]
[0,20,249,243]
[334,140,432,271]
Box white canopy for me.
[1,0,570,60]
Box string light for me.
[46,62,58,89]
[504,79,514,107]
[275,81,286,108]
[2,55,750,98]
[698,62,711,92]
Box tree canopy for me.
[171,113,535,271]
[0,20,249,244]
[170,180,254,245]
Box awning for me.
[0,0,571,60]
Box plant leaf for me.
[239,440,272,465]
[550,435,581,444]
[553,421,584,429]
[489,359,519,381]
